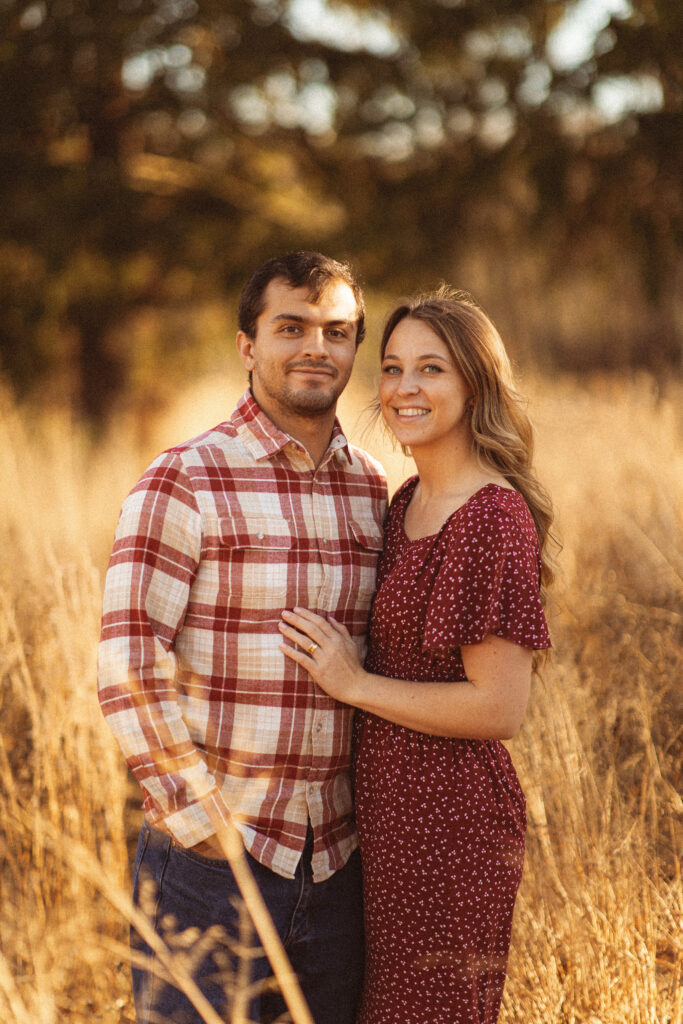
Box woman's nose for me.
[396,373,420,394]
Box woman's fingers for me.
[279,609,352,671]
[278,620,321,653]
[280,608,334,643]
[326,616,350,638]
[282,608,348,638]
[280,640,312,666]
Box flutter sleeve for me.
[422,499,551,654]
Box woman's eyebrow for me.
[382,352,449,361]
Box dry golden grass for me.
[0,368,680,1023]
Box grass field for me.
[0,368,680,1023]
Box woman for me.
[279,288,555,1024]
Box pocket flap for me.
[219,515,293,549]
[349,520,383,551]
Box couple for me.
[98,250,553,1024]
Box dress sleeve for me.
[422,503,551,653]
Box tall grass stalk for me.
[0,372,680,1022]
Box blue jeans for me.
[131,822,364,1024]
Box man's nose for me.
[302,328,327,357]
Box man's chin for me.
[287,385,341,416]
[290,394,339,416]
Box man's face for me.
[237,277,359,424]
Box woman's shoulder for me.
[385,475,418,524]
[444,483,539,550]
[389,474,419,507]
[472,483,533,520]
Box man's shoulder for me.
[125,420,244,505]
[140,420,242,473]
[344,443,386,485]
[165,419,240,458]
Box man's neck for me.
[252,391,338,468]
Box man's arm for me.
[97,453,232,848]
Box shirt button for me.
[257,531,265,540]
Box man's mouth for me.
[289,363,336,379]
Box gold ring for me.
[308,642,318,655]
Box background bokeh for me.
[0,0,680,418]
[0,3,681,1023]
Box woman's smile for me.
[393,406,430,418]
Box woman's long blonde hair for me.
[380,286,559,597]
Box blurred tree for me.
[321,0,681,368]
[0,0,364,414]
[0,0,679,415]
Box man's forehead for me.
[262,277,358,318]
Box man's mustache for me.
[287,360,338,376]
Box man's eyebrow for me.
[270,313,356,327]
[270,313,305,323]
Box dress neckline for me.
[399,478,517,545]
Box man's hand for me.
[191,835,227,859]
[190,824,243,860]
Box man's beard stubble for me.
[257,365,346,419]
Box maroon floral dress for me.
[354,478,551,1024]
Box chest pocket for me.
[349,520,383,554]
[344,519,384,612]
[218,513,294,615]
[219,514,293,551]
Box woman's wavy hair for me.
[380,286,559,597]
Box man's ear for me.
[236,331,255,371]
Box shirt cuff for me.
[157,788,233,849]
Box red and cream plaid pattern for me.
[98,391,387,880]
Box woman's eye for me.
[381,365,400,374]
[423,364,443,374]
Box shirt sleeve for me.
[422,505,551,654]
[97,452,232,847]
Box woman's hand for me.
[279,608,366,705]
[280,611,532,737]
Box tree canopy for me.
[0,0,680,414]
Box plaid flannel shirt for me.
[98,391,387,880]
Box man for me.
[98,252,387,1024]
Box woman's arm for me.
[279,608,531,740]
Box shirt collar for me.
[231,390,352,465]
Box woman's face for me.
[379,316,472,453]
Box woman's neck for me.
[411,442,484,501]
[404,444,509,540]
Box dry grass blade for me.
[0,373,680,1022]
